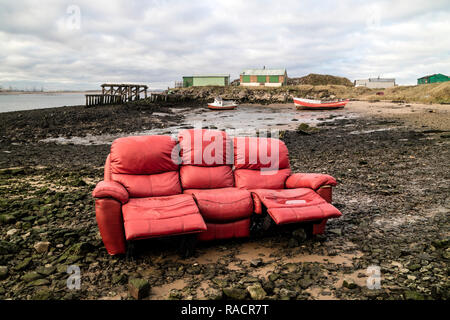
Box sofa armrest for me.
[95,198,126,255]
[92,181,129,204]
[286,173,337,190]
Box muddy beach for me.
[0,99,449,300]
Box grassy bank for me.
[363,82,450,104]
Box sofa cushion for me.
[180,165,234,189]
[112,171,181,198]
[110,135,178,175]
[251,188,342,225]
[234,168,291,189]
[122,194,206,240]
[178,129,233,166]
[184,188,253,222]
[234,136,290,170]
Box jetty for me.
[85,83,148,106]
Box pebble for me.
[34,241,50,253]
[342,279,359,289]
[247,283,267,300]
[250,259,263,267]
[0,266,8,280]
[6,228,18,236]
[128,278,150,300]
[223,287,247,300]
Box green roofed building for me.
[182,74,230,87]
[417,73,450,85]
[240,68,287,87]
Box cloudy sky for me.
[0,0,449,90]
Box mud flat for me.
[39,103,355,145]
[0,100,448,300]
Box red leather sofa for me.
[92,129,342,255]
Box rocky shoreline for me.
[0,99,449,300]
[169,82,450,105]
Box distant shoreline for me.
[0,90,101,95]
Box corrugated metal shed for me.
[182,74,230,87]
[188,74,230,78]
[417,73,450,84]
[241,69,286,76]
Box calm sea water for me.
[0,93,88,113]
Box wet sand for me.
[346,101,450,131]
[0,100,448,300]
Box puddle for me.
[196,280,213,300]
[284,252,363,266]
[234,242,277,263]
[250,264,276,279]
[150,279,188,300]
[41,104,356,145]
[373,205,449,230]
[185,247,226,265]
[152,112,171,116]
[98,292,128,300]
[349,127,396,135]
[305,287,339,300]
[334,270,368,288]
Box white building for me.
[354,77,396,89]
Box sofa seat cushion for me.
[184,188,253,222]
[122,194,206,240]
[250,188,342,225]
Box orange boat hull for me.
[207,104,237,110]
[294,98,349,110]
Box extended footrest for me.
[250,188,342,225]
[122,194,207,240]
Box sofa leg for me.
[179,234,197,258]
[262,214,273,231]
[250,212,273,236]
[126,240,135,261]
[312,219,328,235]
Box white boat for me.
[207,97,238,110]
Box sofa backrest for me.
[178,129,234,189]
[233,136,291,189]
[109,135,181,197]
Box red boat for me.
[294,97,349,110]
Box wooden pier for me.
[85,83,148,107]
[85,94,123,106]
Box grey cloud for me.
[0,0,449,90]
